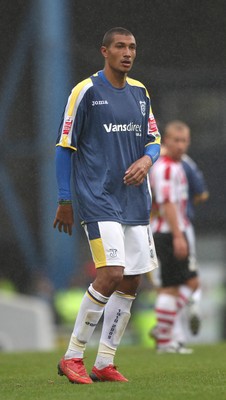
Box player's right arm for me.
[152,160,188,259]
[53,78,92,235]
[53,146,74,236]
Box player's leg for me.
[152,233,177,351]
[152,233,193,353]
[185,223,202,335]
[171,257,200,349]
[172,284,195,347]
[172,224,201,345]
[90,283,137,382]
[154,288,179,352]
[91,224,157,382]
[185,275,201,335]
[58,221,125,384]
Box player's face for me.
[165,128,190,160]
[101,34,136,73]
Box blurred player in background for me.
[53,27,160,383]
[149,120,208,353]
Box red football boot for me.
[58,358,93,384]
[90,365,128,382]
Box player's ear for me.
[101,46,108,58]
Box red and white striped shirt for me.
[150,155,188,233]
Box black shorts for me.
[153,232,198,287]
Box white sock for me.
[65,284,109,359]
[94,291,135,369]
[172,285,193,344]
[191,287,202,305]
[188,287,202,321]
[155,293,177,348]
[172,309,187,344]
[177,285,193,309]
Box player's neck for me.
[103,67,127,88]
[165,152,181,162]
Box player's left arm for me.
[124,106,161,186]
[182,156,209,205]
[193,191,209,205]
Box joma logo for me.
[92,100,108,106]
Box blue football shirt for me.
[56,71,161,224]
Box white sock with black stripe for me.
[65,284,109,359]
[94,291,135,369]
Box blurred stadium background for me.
[0,0,225,350]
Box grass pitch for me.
[0,343,226,400]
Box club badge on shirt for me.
[140,101,146,116]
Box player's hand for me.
[173,235,188,260]
[53,204,74,236]
[123,156,152,186]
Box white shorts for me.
[83,221,158,275]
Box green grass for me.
[0,343,226,400]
